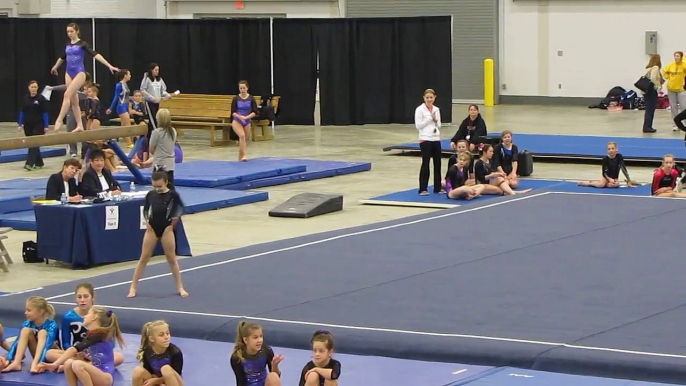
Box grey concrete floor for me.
[0,104,679,293]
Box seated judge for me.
[80,149,122,197]
[45,158,82,201]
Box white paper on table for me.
[139,206,147,230]
[105,205,119,230]
[41,87,53,101]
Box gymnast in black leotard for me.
[578,142,636,188]
[474,144,531,196]
[128,171,188,299]
[445,152,485,200]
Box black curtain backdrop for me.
[272,19,318,126]
[94,18,271,116]
[317,17,452,126]
[0,18,93,123]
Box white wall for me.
[0,0,160,17]
[167,1,342,19]
[500,0,686,98]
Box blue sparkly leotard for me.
[60,41,97,79]
[6,319,59,362]
[231,96,258,127]
[109,82,130,115]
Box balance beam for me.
[0,125,147,152]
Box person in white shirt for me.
[414,89,443,195]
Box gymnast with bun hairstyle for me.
[51,22,119,133]
[299,331,341,386]
[474,144,531,196]
[231,321,283,386]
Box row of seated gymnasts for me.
[576,141,686,197]
[0,284,342,386]
[443,133,532,200]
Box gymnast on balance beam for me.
[51,22,119,133]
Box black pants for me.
[643,88,658,131]
[145,102,160,140]
[419,140,442,193]
[23,123,44,167]
[166,170,175,190]
[675,108,686,133]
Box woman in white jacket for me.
[415,89,443,195]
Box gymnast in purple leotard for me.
[39,306,125,386]
[230,80,259,162]
[50,23,119,133]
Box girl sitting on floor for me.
[446,152,485,200]
[299,331,342,386]
[578,142,637,188]
[474,144,531,196]
[46,283,124,372]
[132,320,184,386]
[231,321,283,386]
[492,130,520,189]
[1,296,59,374]
[652,154,686,197]
[40,307,125,386]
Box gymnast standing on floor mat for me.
[132,320,184,386]
[128,172,188,298]
[40,307,125,386]
[51,22,119,133]
[651,154,686,197]
[578,142,637,188]
[298,331,341,386]
[45,283,125,372]
[231,321,283,386]
[415,88,443,195]
[474,144,531,196]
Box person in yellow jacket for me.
[663,51,686,131]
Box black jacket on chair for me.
[80,167,121,197]
[45,173,79,200]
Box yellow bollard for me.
[484,58,494,107]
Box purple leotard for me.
[60,41,97,79]
[75,330,116,375]
[231,96,258,127]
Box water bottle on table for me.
[60,192,67,205]
[130,181,136,192]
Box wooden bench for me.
[161,94,280,143]
[162,99,233,147]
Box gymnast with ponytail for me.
[39,307,125,386]
[132,320,184,386]
[51,22,119,133]
[230,321,283,386]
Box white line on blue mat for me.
[550,191,684,200]
[0,287,43,297]
[48,300,686,359]
[45,192,552,301]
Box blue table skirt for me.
[35,199,192,269]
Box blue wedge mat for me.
[113,160,307,188]
[0,210,36,231]
[453,367,672,386]
[0,148,66,164]
[0,189,45,215]
[361,179,652,208]
[175,186,268,214]
[0,328,493,386]
[217,157,372,190]
[382,134,686,161]
[0,178,48,190]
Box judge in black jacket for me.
[45,158,82,201]
[80,149,121,197]
[18,80,50,170]
[450,104,488,152]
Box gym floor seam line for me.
[228,200,686,327]
[42,192,552,301]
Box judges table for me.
[35,197,192,269]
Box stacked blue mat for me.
[0,158,371,231]
[361,179,652,208]
[0,148,66,164]
[382,134,686,162]
[112,158,372,189]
